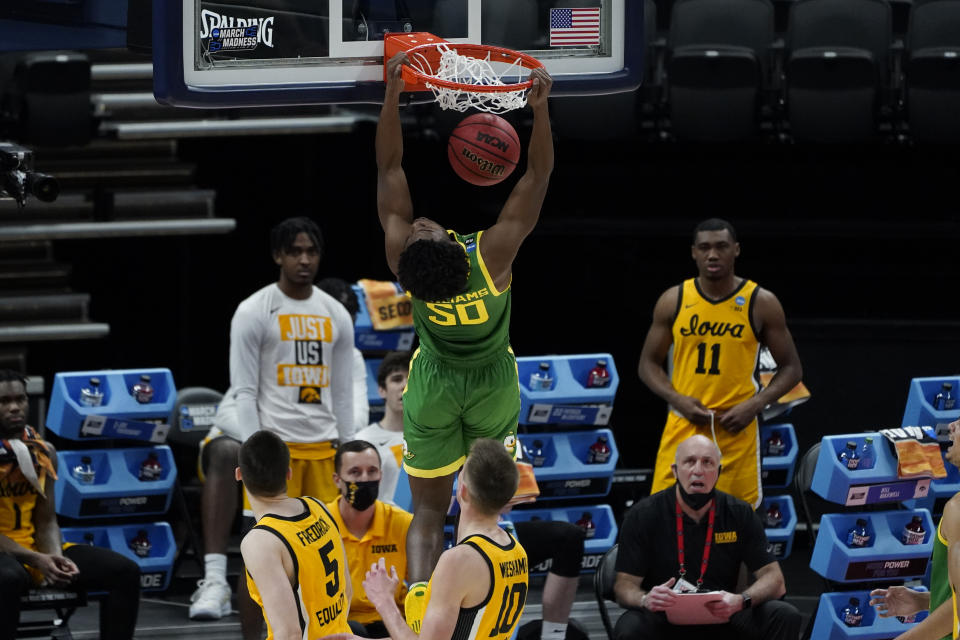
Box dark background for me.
[21,115,960,469]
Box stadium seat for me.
[665,0,775,141]
[784,0,892,142]
[593,543,619,640]
[793,441,821,548]
[905,0,960,143]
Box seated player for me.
[328,440,412,637]
[238,430,353,640]
[363,438,528,640]
[354,352,409,504]
[0,369,141,639]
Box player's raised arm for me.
[480,68,554,289]
[377,52,415,276]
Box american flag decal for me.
[549,7,601,47]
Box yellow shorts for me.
[651,412,761,508]
[241,442,339,517]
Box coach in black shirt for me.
[613,435,800,639]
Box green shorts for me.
[402,347,520,478]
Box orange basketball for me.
[447,113,521,186]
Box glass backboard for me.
[153,0,643,107]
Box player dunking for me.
[376,51,552,629]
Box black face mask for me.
[676,481,716,511]
[344,479,379,511]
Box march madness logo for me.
[199,9,275,52]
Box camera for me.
[0,141,59,207]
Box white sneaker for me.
[189,579,232,620]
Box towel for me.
[358,279,414,331]
[0,426,57,495]
[879,425,948,479]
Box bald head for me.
[672,435,722,496]
[675,435,721,466]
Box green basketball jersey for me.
[932,517,951,640]
[410,230,511,363]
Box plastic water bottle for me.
[839,597,863,627]
[859,437,876,470]
[765,431,786,457]
[139,452,163,481]
[933,383,956,411]
[587,435,611,464]
[576,512,596,538]
[526,440,545,467]
[902,515,926,545]
[131,374,154,404]
[838,441,860,470]
[529,363,553,391]
[130,529,152,557]
[586,359,611,388]
[846,518,871,547]
[72,456,96,484]
[765,502,783,528]
[79,377,104,407]
[83,532,95,546]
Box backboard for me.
[153,0,643,107]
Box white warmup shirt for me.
[226,283,355,443]
[353,422,404,504]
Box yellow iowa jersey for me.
[326,496,413,624]
[246,496,350,640]
[671,278,761,411]
[0,464,46,550]
[425,533,528,640]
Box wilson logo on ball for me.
[448,113,521,186]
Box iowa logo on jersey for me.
[299,386,323,404]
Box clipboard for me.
[663,592,728,625]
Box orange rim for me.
[402,42,544,93]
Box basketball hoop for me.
[384,32,544,114]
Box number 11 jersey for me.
[671,277,761,412]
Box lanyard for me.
[676,497,716,589]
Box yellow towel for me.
[358,279,413,331]
[879,426,948,479]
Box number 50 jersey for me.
[410,230,511,365]
[425,532,529,640]
[246,496,350,640]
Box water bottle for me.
[902,515,926,545]
[839,597,863,627]
[586,359,611,388]
[859,437,876,470]
[526,439,545,467]
[838,441,860,470]
[529,362,553,391]
[130,529,152,557]
[79,377,104,407]
[575,512,596,538]
[933,383,956,411]
[764,502,783,528]
[139,452,163,481]
[83,532,95,546]
[131,374,155,404]
[765,431,786,457]
[846,518,871,547]
[72,456,96,484]
[587,435,611,464]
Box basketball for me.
[448,113,521,186]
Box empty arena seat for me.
[905,0,960,143]
[665,0,775,141]
[785,0,892,142]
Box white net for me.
[408,44,531,113]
